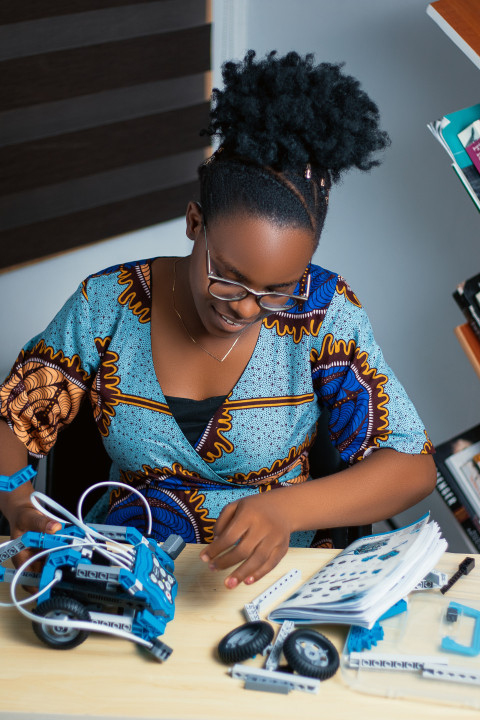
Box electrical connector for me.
[440,557,475,595]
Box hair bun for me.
[203,50,390,182]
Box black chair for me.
[45,400,371,546]
[308,409,372,547]
[45,399,112,517]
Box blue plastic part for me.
[347,622,385,652]
[441,601,480,657]
[0,465,37,492]
[378,598,408,621]
[347,599,407,653]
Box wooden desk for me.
[1,544,479,720]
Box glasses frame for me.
[204,226,311,312]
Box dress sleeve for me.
[0,282,100,457]
[311,277,433,463]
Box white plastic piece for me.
[249,569,301,614]
[414,571,448,591]
[243,602,261,622]
[0,537,27,563]
[348,652,449,671]
[265,620,295,670]
[88,611,133,633]
[422,663,480,685]
[230,664,320,694]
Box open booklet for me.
[269,514,447,628]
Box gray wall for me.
[214,0,480,448]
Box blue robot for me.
[0,467,184,661]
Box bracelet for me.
[0,465,37,493]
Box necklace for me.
[172,259,242,363]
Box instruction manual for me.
[269,514,447,628]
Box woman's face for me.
[185,203,315,339]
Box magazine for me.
[269,514,447,628]
[428,103,480,211]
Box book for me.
[428,103,480,211]
[458,119,480,174]
[434,424,480,552]
[436,424,480,523]
[435,458,480,552]
[452,274,480,340]
[269,514,447,629]
[453,272,480,342]
[454,323,480,381]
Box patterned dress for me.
[0,260,433,546]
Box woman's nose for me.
[229,293,263,320]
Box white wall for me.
[213,0,480,446]
[1,0,479,449]
[0,219,191,377]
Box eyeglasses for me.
[204,225,311,312]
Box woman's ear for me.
[185,201,204,241]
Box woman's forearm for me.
[0,421,31,522]
[286,448,437,532]
[0,421,58,541]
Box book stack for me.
[269,515,447,629]
[434,424,480,553]
[428,103,480,211]
[453,272,480,381]
[454,273,480,342]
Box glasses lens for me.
[208,280,248,301]
[259,295,297,311]
[208,281,298,312]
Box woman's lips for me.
[212,306,254,331]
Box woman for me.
[0,51,436,589]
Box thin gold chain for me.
[172,259,241,363]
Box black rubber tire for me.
[217,621,274,664]
[33,596,91,650]
[283,628,339,679]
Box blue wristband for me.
[0,465,37,492]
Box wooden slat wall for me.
[0,0,211,269]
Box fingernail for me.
[208,562,216,571]
[225,577,238,589]
[46,521,59,532]
[244,576,255,585]
[200,553,209,563]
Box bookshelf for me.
[427,0,480,69]
[427,0,480,380]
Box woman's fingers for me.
[223,540,288,588]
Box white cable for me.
[30,491,137,555]
[44,533,132,570]
[76,481,153,536]
[0,574,60,609]
[9,575,61,608]
[4,544,74,609]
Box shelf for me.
[454,323,480,380]
[427,0,480,70]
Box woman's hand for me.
[2,487,61,571]
[199,491,293,589]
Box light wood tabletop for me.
[0,542,479,720]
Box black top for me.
[165,395,227,446]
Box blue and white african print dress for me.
[0,260,433,546]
